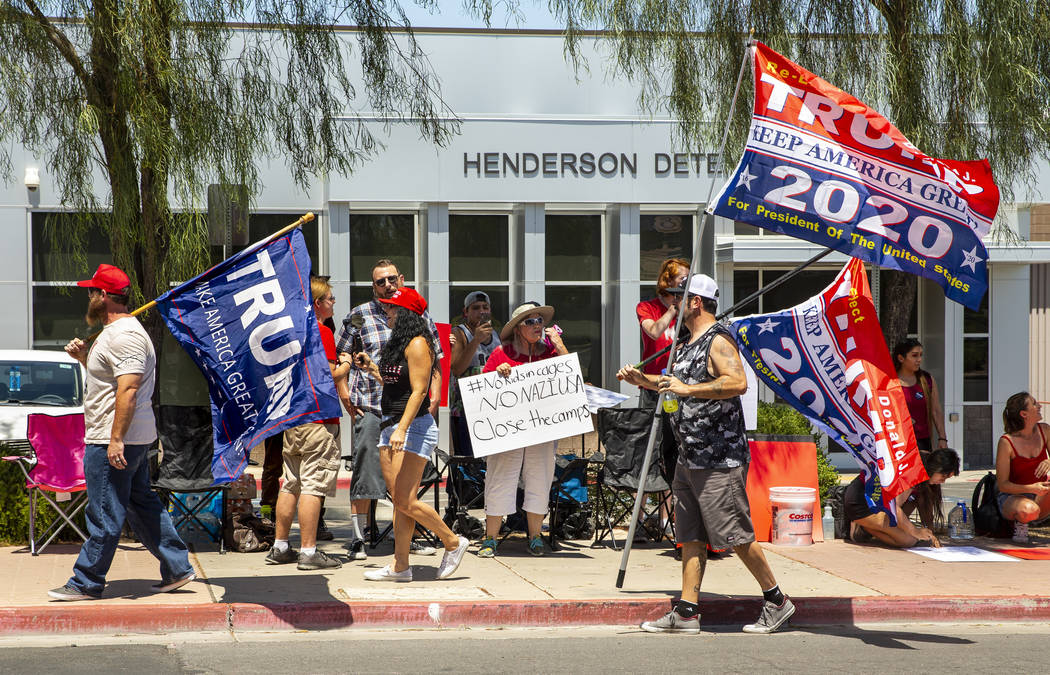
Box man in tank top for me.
[449,291,501,456]
[618,274,795,635]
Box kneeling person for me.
[618,274,794,635]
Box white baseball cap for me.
[667,274,719,300]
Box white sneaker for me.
[1013,521,1029,544]
[363,564,413,582]
[151,570,197,593]
[437,536,469,580]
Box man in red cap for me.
[48,264,195,601]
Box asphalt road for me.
[1,623,1047,674]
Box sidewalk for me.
[3,475,1050,636]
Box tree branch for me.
[21,0,93,95]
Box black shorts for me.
[844,475,878,522]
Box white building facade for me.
[2,28,1048,469]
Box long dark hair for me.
[892,338,926,377]
[912,448,960,529]
[379,306,436,369]
[1003,391,1033,434]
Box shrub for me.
[0,442,86,546]
[755,402,840,507]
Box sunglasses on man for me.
[373,275,399,288]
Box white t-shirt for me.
[83,316,157,445]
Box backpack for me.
[972,472,1012,538]
[226,512,275,553]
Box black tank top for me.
[379,353,432,430]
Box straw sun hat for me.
[500,301,554,341]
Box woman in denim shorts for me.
[350,287,468,583]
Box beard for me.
[84,295,107,327]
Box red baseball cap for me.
[378,287,427,316]
[77,264,131,294]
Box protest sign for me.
[459,352,592,457]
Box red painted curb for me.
[6,595,1050,635]
[0,604,230,635]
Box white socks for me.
[301,546,316,556]
[273,539,289,552]
[351,513,364,540]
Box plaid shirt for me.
[336,299,444,416]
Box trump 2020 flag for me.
[712,41,999,310]
[732,258,927,520]
[157,228,340,483]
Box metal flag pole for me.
[84,212,315,342]
[615,38,754,589]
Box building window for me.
[963,293,990,402]
[347,212,416,308]
[545,214,603,385]
[730,268,839,316]
[208,212,320,272]
[639,213,693,293]
[449,213,511,328]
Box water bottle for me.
[660,369,679,414]
[8,366,20,392]
[948,501,974,540]
[822,505,836,540]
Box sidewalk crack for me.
[495,558,555,599]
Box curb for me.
[6,595,1050,635]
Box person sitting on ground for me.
[476,301,568,558]
[995,393,1050,542]
[846,448,960,548]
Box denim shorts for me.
[379,414,438,459]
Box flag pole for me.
[633,246,835,370]
[85,211,315,341]
[616,38,754,589]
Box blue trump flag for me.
[157,228,340,483]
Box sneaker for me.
[364,564,413,582]
[47,583,99,602]
[1013,521,1029,544]
[316,518,334,541]
[528,534,546,556]
[437,536,469,580]
[640,609,700,634]
[151,570,197,593]
[297,550,342,570]
[742,597,796,634]
[265,546,298,565]
[346,538,368,561]
[410,540,438,556]
[477,537,497,558]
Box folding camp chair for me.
[152,405,227,553]
[592,407,674,549]
[437,448,487,540]
[1,413,88,555]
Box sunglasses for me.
[373,275,399,288]
[522,317,545,327]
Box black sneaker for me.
[316,518,334,541]
[298,549,342,570]
[47,583,99,602]
[265,546,298,565]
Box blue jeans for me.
[68,443,192,597]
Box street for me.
[0,623,1045,673]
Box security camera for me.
[24,167,40,191]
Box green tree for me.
[514,0,1050,347]
[0,0,457,347]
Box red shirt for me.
[901,377,930,440]
[315,320,340,425]
[636,297,676,375]
[483,343,559,372]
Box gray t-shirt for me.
[84,317,157,445]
